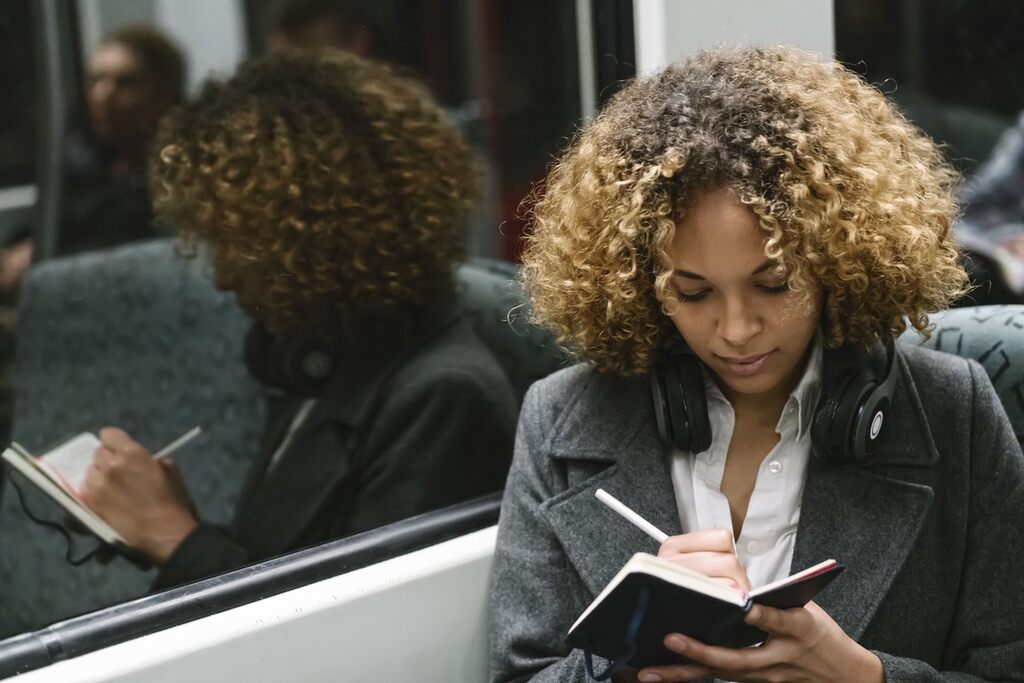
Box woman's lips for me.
[717,351,774,376]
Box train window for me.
[835,0,1024,172]
[0,1,35,188]
[836,0,1024,307]
[0,0,37,240]
[0,0,586,655]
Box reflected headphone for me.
[649,340,899,464]
[244,323,339,397]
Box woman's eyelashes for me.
[674,282,789,303]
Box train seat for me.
[0,238,267,637]
[898,304,1024,441]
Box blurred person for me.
[0,25,185,289]
[267,0,382,56]
[955,111,1024,305]
[78,49,518,589]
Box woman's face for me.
[666,188,820,405]
[86,42,166,150]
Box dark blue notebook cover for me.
[565,558,844,670]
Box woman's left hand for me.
[635,602,884,683]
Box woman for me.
[489,46,1024,682]
[79,49,518,589]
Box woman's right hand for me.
[657,528,750,594]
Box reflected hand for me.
[636,602,883,683]
[80,427,198,565]
[0,238,33,292]
[657,528,750,594]
[1001,235,1024,260]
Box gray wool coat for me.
[488,343,1024,682]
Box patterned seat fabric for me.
[898,304,1024,443]
[455,258,568,400]
[0,239,268,638]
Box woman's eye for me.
[758,282,789,295]
[675,289,709,302]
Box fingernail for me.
[639,673,662,682]
[667,634,687,650]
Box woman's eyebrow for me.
[672,260,777,280]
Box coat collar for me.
[234,312,463,553]
[540,351,938,640]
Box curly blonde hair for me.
[523,45,969,375]
[150,49,477,340]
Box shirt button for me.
[768,460,783,475]
[746,540,762,554]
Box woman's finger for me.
[657,550,751,591]
[659,528,735,554]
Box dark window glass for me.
[0,0,36,187]
[835,0,1024,171]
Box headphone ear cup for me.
[673,355,711,453]
[244,323,288,390]
[244,323,337,396]
[280,335,337,397]
[812,342,898,464]
[649,354,712,453]
[649,368,673,447]
[810,368,860,464]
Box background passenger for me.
[267,0,383,56]
[78,49,518,589]
[0,24,184,292]
[955,110,1024,305]
[489,46,1024,682]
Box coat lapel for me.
[539,374,683,598]
[791,353,938,640]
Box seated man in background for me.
[955,111,1024,305]
[0,24,184,290]
[79,49,518,589]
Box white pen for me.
[153,425,204,460]
[595,488,669,544]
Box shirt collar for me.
[784,330,823,440]
[700,329,823,440]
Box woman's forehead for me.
[671,189,773,273]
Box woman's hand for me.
[658,528,751,594]
[79,427,198,565]
[635,601,884,683]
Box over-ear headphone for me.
[244,323,339,397]
[649,340,899,464]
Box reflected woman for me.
[79,49,518,588]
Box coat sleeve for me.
[488,382,608,682]
[152,524,250,590]
[874,359,1024,682]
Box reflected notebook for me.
[2,435,130,550]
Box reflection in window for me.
[0,0,36,188]
[0,0,581,650]
[245,0,582,260]
[835,0,1024,170]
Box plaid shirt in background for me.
[956,112,1024,293]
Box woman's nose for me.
[717,295,762,347]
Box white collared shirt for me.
[670,336,822,590]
